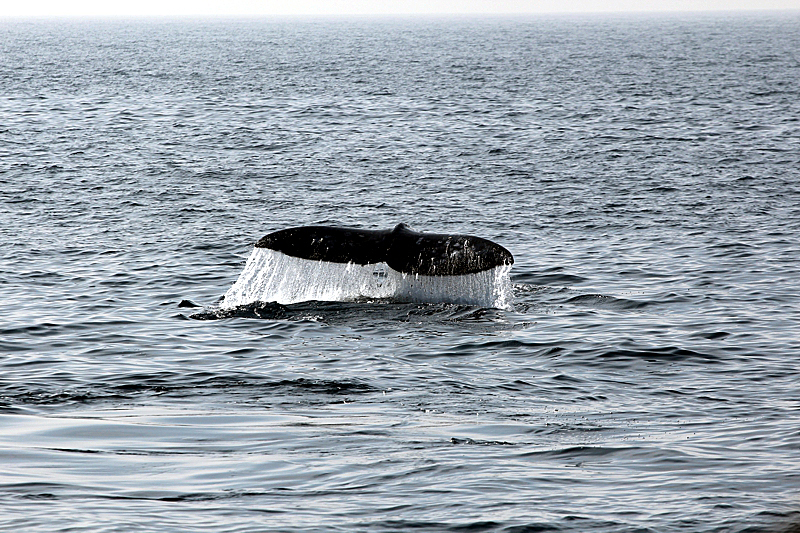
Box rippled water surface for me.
[2,13,800,533]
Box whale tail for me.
[256,223,513,275]
[224,224,514,308]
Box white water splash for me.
[222,248,514,309]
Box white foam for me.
[222,248,513,309]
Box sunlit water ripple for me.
[1,13,800,533]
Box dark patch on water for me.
[1,376,376,409]
[562,293,649,310]
[583,346,720,362]
[190,301,291,320]
[189,300,512,333]
[450,437,515,446]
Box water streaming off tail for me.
[222,248,514,309]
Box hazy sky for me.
[4,0,799,18]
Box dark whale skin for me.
[256,223,513,276]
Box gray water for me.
[2,13,800,533]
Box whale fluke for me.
[223,224,515,308]
[256,223,513,276]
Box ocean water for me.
[2,12,800,533]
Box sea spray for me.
[222,248,514,309]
